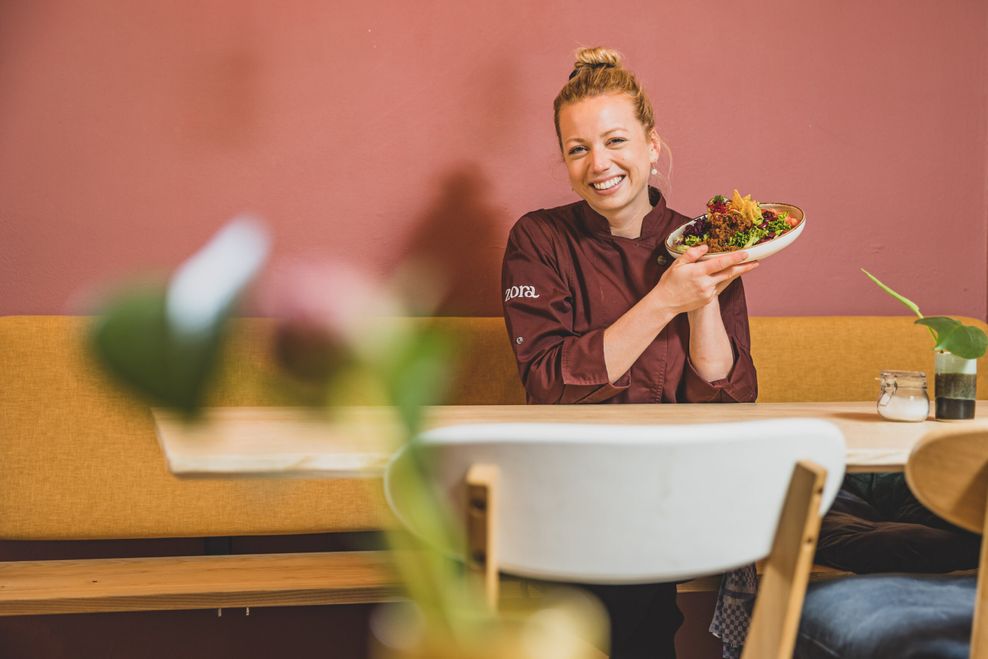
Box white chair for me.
[385,418,845,659]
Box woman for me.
[500,47,759,658]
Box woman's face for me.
[558,93,659,224]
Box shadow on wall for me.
[400,166,508,317]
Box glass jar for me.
[934,351,977,420]
[877,370,930,422]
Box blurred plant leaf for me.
[90,218,270,417]
[382,327,455,437]
[90,285,224,416]
[385,439,491,639]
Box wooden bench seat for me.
[0,550,857,616]
[0,551,399,615]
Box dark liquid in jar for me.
[935,372,977,419]
[935,397,975,420]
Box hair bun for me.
[570,46,623,78]
[554,45,658,155]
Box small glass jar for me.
[934,350,977,420]
[877,370,930,422]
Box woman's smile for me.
[590,175,626,193]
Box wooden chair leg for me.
[466,464,499,611]
[969,486,988,659]
[742,460,826,659]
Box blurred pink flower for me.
[257,260,399,383]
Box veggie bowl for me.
[665,191,805,263]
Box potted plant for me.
[863,269,987,420]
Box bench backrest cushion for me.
[430,315,988,403]
[752,315,988,402]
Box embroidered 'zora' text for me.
[504,285,540,302]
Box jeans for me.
[796,574,975,658]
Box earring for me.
[650,166,658,176]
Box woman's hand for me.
[650,245,759,315]
[600,245,757,384]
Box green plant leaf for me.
[861,269,923,318]
[915,316,961,346]
[383,328,454,437]
[938,324,988,359]
[385,439,491,637]
[90,285,225,416]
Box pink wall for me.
[1,1,986,319]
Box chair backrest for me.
[906,428,988,535]
[385,418,845,584]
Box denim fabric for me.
[795,574,975,658]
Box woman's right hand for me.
[650,245,759,315]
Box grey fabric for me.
[795,574,975,659]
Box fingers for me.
[699,250,749,275]
[712,261,760,286]
[678,244,709,264]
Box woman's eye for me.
[607,137,627,146]
[567,146,587,156]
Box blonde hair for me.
[553,47,656,149]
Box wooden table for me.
[153,401,988,478]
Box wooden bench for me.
[0,552,856,616]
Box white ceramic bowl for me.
[665,202,806,263]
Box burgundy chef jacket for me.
[501,189,757,405]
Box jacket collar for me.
[579,187,672,242]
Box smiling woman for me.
[499,47,763,658]
[501,46,759,406]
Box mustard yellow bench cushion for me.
[438,315,988,403]
[442,314,988,403]
[1,315,985,542]
[751,316,988,402]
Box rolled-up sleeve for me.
[501,216,629,404]
[680,278,758,403]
